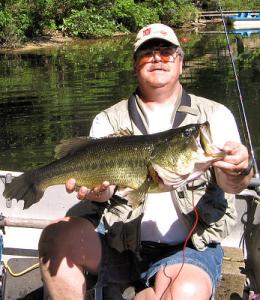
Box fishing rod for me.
[218,1,260,184]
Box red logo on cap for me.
[160,30,168,36]
[143,28,151,36]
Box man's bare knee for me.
[39,216,102,275]
[135,287,157,300]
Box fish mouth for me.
[151,162,191,189]
[199,122,226,158]
[150,122,226,190]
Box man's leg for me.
[134,263,212,300]
[38,216,102,300]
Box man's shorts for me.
[139,241,223,297]
[93,222,223,297]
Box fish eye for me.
[183,127,194,137]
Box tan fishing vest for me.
[94,90,237,253]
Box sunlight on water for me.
[0,31,259,171]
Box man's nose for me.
[152,50,162,62]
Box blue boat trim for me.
[228,29,260,36]
[226,12,260,21]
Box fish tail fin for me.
[3,172,44,209]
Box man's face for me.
[134,39,183,89]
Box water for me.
[0,29,260,171]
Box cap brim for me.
[134,35,180,52]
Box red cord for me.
[159,190,199,299]
[171,190,199,285]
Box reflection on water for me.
[0,31,259,171]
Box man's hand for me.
[66,178,116,202]
[213,141,253,193]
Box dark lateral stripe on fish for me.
[2,123,223,209]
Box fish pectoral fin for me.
[127,177,152,208]
[147,163,161,184]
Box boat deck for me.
[0,172,259,299]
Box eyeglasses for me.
[135,46,180,65]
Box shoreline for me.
[0,33,74,53]
[0,25,196,53]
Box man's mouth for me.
[149,64,169,72]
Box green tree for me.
[112,0,159,31]
[62,8,119,38]
[0,0,259,48]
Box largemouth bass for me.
[3,122,225,209]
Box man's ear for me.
[133,60,140,75]
[179,58,183,75]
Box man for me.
[39,24,253,300]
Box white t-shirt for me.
[90,99,240,245]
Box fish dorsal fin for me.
[54,129,133,159]
[54,137,94,159]
[108,128,134,137]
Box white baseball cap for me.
[134,23,180,53]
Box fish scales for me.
[28,133,155,191]
[3,123,225,209]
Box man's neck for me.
[137,82,182,111]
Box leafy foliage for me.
[195,0,260,10]
[144,0,198,27]
[62,8,119,38]
[112,0,159,31]
[0,0,259,47]
[0,4,31,46]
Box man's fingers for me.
[93,181,110,193]
[66,178,76,193]
[78,186,89,200]
[66,179,113,201]
[222,141,240,153]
